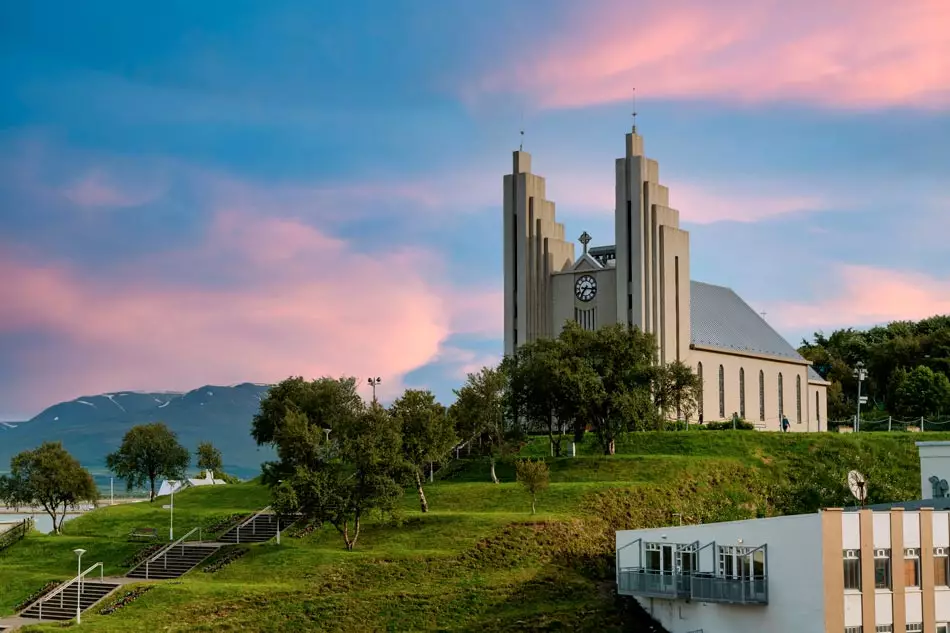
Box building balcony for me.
[617,568,691,599]
[689,573,768,605]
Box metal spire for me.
[631,87,638,133]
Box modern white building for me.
[615,444,950,632]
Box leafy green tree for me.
[0,442,98,534]
[389,389,456,513]
[560,322,659,453]
[450,366,509,483]
[195,441,223,474]
[653,360,702,425]
[502,337,573,456]
[891,365,950,419]
[271,403,409,550]
[515,458,550,514]
[106,422,190,500]
[252,376,363,446]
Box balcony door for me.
[645,543,677,593]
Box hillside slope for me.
[0,431,937,632]
[0,383,275,478]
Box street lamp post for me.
[276,480,282,546]
[73,548,86,623]
[853,361,867,432]
[169,484,175,541]
[367,377,381,403]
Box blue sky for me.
[1,0,948,418]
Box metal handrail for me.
[235,506,272,544]
[37,561,103,620]
[144,526,201,579]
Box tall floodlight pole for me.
[170,484,175,541]
[368,377,381,403]
[853,361,867,432]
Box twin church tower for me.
[502,125,691,365]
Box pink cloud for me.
[62,169,166,208]
[0,211,501,413]
[764,265,950,331]
[473,0,950,110]
[541,168,829,223]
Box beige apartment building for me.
[502,125,829,430]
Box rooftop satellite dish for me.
[848,470,868,506]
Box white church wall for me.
[688,349,814,431]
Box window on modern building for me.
[796,375,802,423]
[874,549,892,589]
[845,626,863,633]
[875,626,894,633]
[935,548,949,586]
[904,548,921,588]
[937,623,949,633]
[843,550,861,590]
[906,624,923,633]
[739,368,746,419]
[697,362,704,417]
[759,370,765,421]
[718,365,725,418]
[778,372,784,418]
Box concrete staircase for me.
[219,513,280,544]
[19,581,118,621]
[126,543,220,580]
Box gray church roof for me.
[690,280,801,360]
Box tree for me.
[195,441,223,474]
[389,389,456,513]
[653,360,702,425]
[106,422,190,500]
[515,458,550,514]
[891,365,950,419]
[252,376,363,447]
[561,322,659,453]
[450,366,509,483]
[270,403,409,550]
[0,442,98,534]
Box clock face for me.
[574,275,597,302]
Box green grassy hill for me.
[0,431,937,632]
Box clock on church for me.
[574,275,597,302]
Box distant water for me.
[0,512,80,534]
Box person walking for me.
[782,415,790,432]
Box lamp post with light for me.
[853,361,867,432]
[367,377,381,403]
[73,548,86,623]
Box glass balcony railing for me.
[689,574,768,605]
[617,568,691,599]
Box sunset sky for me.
[1,0,948,418]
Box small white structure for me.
[918,442,950,500]
[157,470,226,497]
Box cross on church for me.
[578,231,592,255]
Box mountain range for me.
[0,383,276,479]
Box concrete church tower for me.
[614,125,691,364]
[502,150,575,357]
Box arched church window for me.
[796,375,802,423]
[778,373,784,419]
[815,392,820,418]
[759,370,765,422]
[739,368,746,420]
[697,362,704,417]
[718,365,725,419]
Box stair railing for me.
[0,516,33,552]
[144,526,201,579]
[235,505,272,544]
[37,561,103,622]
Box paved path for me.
[0,576,151,632]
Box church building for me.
[502,125,830,431]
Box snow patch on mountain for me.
[77,400,96,407]
[103,394,126,412]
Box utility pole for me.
[367,377,381,403]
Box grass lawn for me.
[1,431,943,631]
